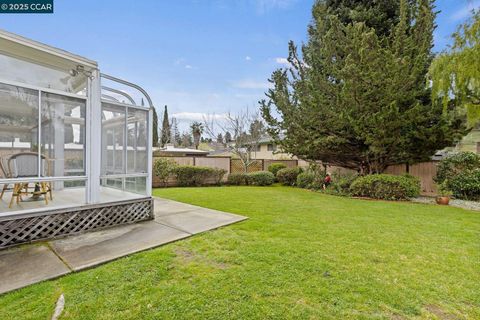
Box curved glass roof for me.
[100,74,153,109]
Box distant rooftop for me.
[154,145,209,155]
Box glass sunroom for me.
[0,30,153,248]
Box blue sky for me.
[1,0,478,131]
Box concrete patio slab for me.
[0,197,247,295]
[156,206,247,234]
[154,198,204,216]
[49,220,190,271]
[0,244,70,294]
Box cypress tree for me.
[160,105,171,147]
[152,107,159,147]
[261,0,467,173]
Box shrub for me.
[447,169,480,200]
[350,174,420,200]
[153,158,177,186]
[173,166,226,187]
[277,167,303,186]
[433,152,480,200]
[210,168,228,185]
[435,152,480,184]
[268,163,287,176]
[227,173,249,185]
[247,171,275,186]
[296,171,316,188]
[327,172,358,196]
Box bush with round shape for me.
[268,163,287,176]
[435,152,480,184]
[277,167,303,186]
[327,172,358,196]
[349,174,420,200]
[227,173,249,185]
[153,158,177,186]
[247,171,275,186]
[447,169,480,200]
[296,171,316,188]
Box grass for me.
[1,186,479,319]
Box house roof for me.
[155,145,209,155]
[257,133,285,144]
[0,29,97,70]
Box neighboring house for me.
[208,149,233,157]
[430,128,480,161]
[251,135,296,160]
[154,144,209,157]
[453,129,480,154]
[253,130,480,161]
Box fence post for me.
[193,156,196,166]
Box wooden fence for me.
[230,159,299,174]
[152,156,439,195]
[152,156,231,187]
[385,161,438,196]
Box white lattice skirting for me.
[0,198,154,249]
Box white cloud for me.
[450,1,480,21]
[174,58,185,65]
[275,57,290,65]
[174,58,195,69]
[245,56,252,61]
[233,79,272,89]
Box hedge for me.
[173,166,226,187]
[350,174,420,200]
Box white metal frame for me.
[0,69,154,204]
[0,77,89,204]
[99,73,153,197]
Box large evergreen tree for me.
[261,0,466,173]
[160,105,171,147]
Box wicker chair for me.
[7,152,53,208]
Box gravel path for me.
[412,196,480,211]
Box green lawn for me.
[1,186,479,319]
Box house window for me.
[254,144,261,152]
[267,144,276,151]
